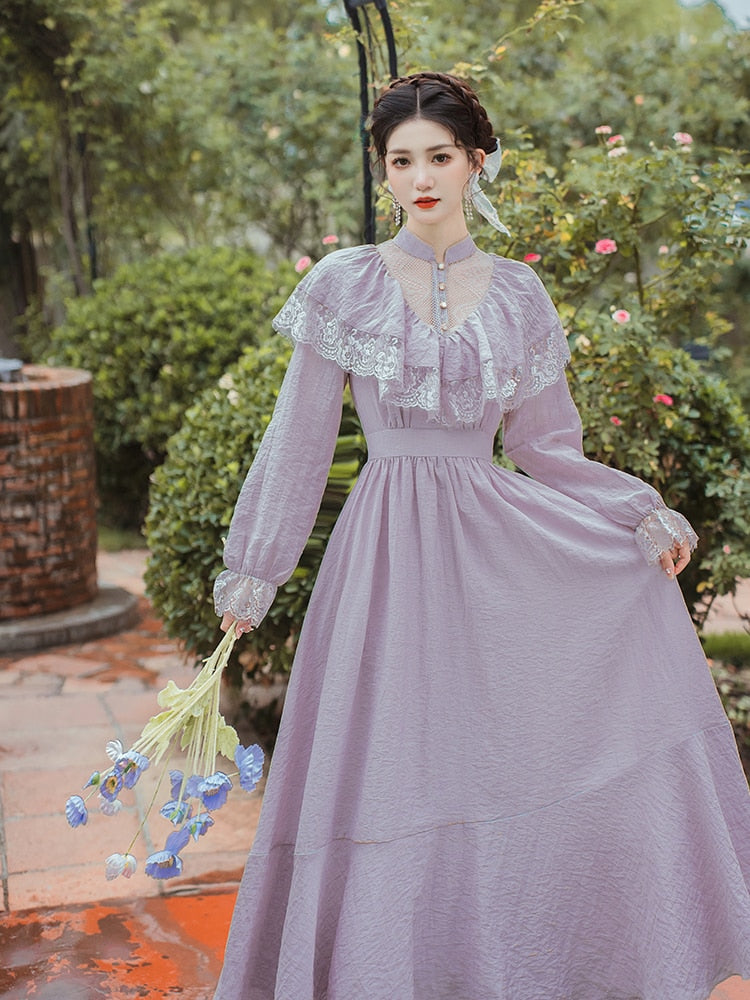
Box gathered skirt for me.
[214,441,750,1000]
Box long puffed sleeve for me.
[502,370,698,564]
[213,342,347,626]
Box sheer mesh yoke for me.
[271,232,571,422]
[378,239,495,334]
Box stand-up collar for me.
[393,227,477,264]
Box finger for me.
[220,612,234,633]
[673,543,691,576]
[235,620,254,637]
[659,552,676,578]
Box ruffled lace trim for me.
[213,570,277,627]
[273,260,570,424]
[273,293,402,381]
[635,507,699,565]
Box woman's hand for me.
[220,612,254,637]
[659,540,691,579]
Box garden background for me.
[0,0,748,745]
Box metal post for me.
[342,0,398,244]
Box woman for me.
[212,73,750,1000]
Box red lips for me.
[414,198,439,208]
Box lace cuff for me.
[213,570,277,627]
[634,507,699,565]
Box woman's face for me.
[384,117,483,240]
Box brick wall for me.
[0,366,98,619]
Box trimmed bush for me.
[44,246,297,526]
[144,336,366,677]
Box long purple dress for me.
[213,228,750,1000]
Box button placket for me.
[435,261,449,332]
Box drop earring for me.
[463,183,475,221]
[392,194,403,228]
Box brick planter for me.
[0,365,98,619]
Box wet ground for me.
[0,890,235,999]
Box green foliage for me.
[492,130,745,342]
[564,311,750,620]
[42,246,296,524]
[144,337,366,674]
[705,632,750,669]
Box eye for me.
[433,153,451,164]
[389,156,409,168]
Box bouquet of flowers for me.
[64,626,264,881]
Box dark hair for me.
[369,72,496,175]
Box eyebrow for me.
[386,143,457,155]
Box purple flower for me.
[169,770,203,800]
[115,750,150,789]
[160,799,193,825]
[145,849,183,880]
[100,770,123,802]
[165,826,191,855]
[198,772,232,811]
[65,795,88,828]
[187,812,214,841]
[105,853,137,881]
[235,744,264,793]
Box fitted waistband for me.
[366,428,493,461]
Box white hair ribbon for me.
[470,138,510,236]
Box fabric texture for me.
[213,228,750,999]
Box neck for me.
[404,219,470,263]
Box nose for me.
[414,162,434,190]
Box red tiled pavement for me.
[0,551,748,998]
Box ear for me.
[470,148,487,174]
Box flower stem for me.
[126,746,175,856]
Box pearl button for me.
[441,324,448,331]
[438,282,446,291]
[437,262,445,270]
[440,301,448,309]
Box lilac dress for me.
[213,228,750,1000]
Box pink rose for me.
[658,245,669,255]
[653,394,674,406]
[723,544,731,555]
[610,416,622,426]
[612,309,631,324]
[634,95,644,106]
[595,239,618,255]
[608,146,628,158]
[294,255,312,273]
[607,134,625,146]
[595,125,612,135]
[523,252,542,263]
[673,131,693,146]
[321,234,339,245]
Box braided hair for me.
[369,72,496,174]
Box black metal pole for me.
[343,0,398,244]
